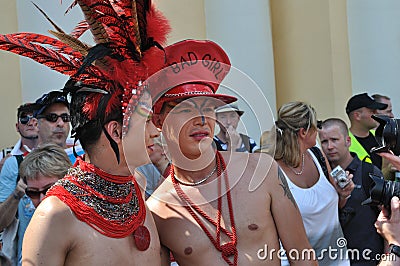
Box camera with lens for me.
[370,115,400,155]
[362,115,400,213]
[362,175,400,211]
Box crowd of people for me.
[0,1,399,266]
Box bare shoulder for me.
[29,196,77,234]
[147,177,178,217]
[23,196,77,263]
[221,151,278,191]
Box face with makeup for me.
[156,96,219,161]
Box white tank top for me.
[281,149,349,266]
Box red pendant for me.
[133,225,151,251]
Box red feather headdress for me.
[0,0,170,161]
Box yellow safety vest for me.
[348,130,373,164]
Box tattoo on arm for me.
[278,166,298,208]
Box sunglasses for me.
[25,183,55,199]
[37,113,71,123]
[19,115,34,125]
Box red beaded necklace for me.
[171,151,238,265]
[46,157,150,250]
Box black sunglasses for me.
[19,115,34,125]
[37,113,71,123]
[25,183,55,199]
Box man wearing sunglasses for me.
[34,91,71,150]
[0,103,39,265]
[34,91,84,164]
[0,103,39,170]
[0,143,71,266]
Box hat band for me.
[164,91,213,98]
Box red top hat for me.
[152,40,237,114]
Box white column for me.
[348,0,400,117]
[204,0,276,142]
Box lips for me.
[189,130,210,140]
[147,144,154,152]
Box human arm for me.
[22,197,72,266]
[269,164,317,265]
[379,152,400,172]
[0,153,11,172]
[376,197,400,266]
[225,125,244,151]
[0,179,26,230]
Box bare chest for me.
[66,221,161,265]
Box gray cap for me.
[215,103,244,116]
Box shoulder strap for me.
[14,154,24,183]
[240,134,251,153]
[310,146,329,180]
[361,156,379,214]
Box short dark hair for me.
[70,91,122,152]
[321,118,349,137]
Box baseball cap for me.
[215,103,244,116]
[152,40,237,114]
[34,91,69,117]
[345,93,388,114]
[17,103,39,118]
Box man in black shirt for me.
[319,118,383,265]
[346,93,387,169]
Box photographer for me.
[374,152,400,265]
[375,196,400,266]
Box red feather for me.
[70,20,89,39]
[0,34,80,76]
[11,33,83,58]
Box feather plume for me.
[77,1,110,44]
[0,34,80,75]
[32,2,65,34]
[48,30,90,57]
[70,20,89,39]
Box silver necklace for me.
[174,164,217,186]
[289,153,305,175]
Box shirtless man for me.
[0,0,171,264]
[23,91,161,265]
[148,40,316,265]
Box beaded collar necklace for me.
[46,157,150,251]
[171,151,238,265]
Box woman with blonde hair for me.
[272,101,353,265]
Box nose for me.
[327,140,334,149]
[193,114,207,126]
[55,116,66,127]
[27,117,38,127]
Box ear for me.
[15,123,19,133]
[298,128,307,138]
[104,120,122,144]
[345,135,351,147]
